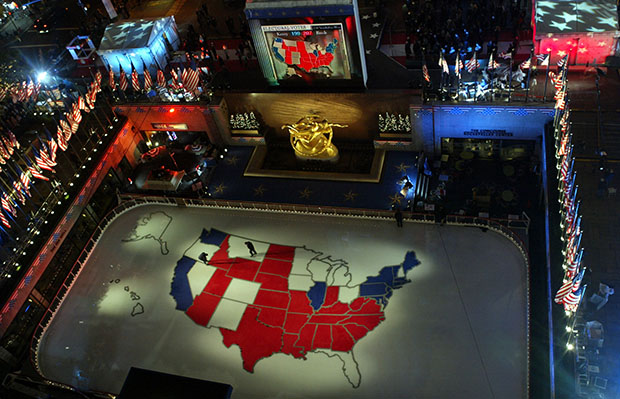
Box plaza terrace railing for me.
[29,194,531,398]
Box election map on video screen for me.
[262,23,351,81]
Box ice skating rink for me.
[37,204,527,398]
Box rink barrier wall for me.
[30,196,531,398]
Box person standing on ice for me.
[245,241,257,256]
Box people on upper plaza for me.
[402,0,528,61]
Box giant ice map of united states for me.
[171,228,420,387]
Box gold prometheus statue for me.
[282,115,347,160]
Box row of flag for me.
[0,79,42,104]
[0,71,105,231]
[424,51,565,86]
[549,63,586,313]
[108,58,205,94]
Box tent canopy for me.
[97,16,179,74]
[100,17,173,50]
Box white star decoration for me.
[362,14,370,20]
[587,27,606,32]
[597,16,618,28]
[549,20,570,31]
[574,3,599,14]
[372,22,380,28]
[536,1,555,8]
[365,49,371,54]
[369,33,378,39]
[536,8,549,17]
[558,11,581,24]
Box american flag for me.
[8,131,18,149]
[1,191,15,217]
[77,95,86,110]
[170,68,180,89]
[18,81,27,102]
[558,130,571,158]
[487,53,499,70]
[143,61,153,92]
[455,53,462,77]
[554,80,564,94]
[11,179,25,204]
[0,140,9,161]
[549,71,557,85]
[92,80,100,97]
[19,169,31,198]
[560,148,572,181]
[564,201,579,232]
[555,90,566,110]
[1,136,13,156]
[157,68,166,87]
[25,154,48,181]
[119,64,128,91]
[555,268,585,304]
[48,138,58,163]
[498,51,512,59]
[557,55,568,69]
[563,286,584,312]
[28,164,48,180]
[0,209,10,229]
[520,57,531,69]
[438,52,449,74]
[95,70,102,90]
[131,63,140,92]
[88,82,97,106]
[422,64,430,82]
[465,54,479,73]
[56,125,67,151]
[536,53,549,66]
[565,246,583,279]
[181,67,188,87]
[184,59,200,92]
[26,79,35,99]
[60,118,72,142]
[38,144,56,169]
[72,102,82,124]
[109,68,115,90]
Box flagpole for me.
[6,157,44,200]
[39,123,77,175]
[50,111,85,163]
[543,53,550,102]
[508,55,514,102]
[116,57,129,103]
[87,65,117,121]
[525,49,534,103]
[73,85,103,142]
[456,52,461,102]
[0,174,30,221]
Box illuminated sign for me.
[151,123,189,130]
[464,129,513,137]
[262,23,351,81]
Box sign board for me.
[261,23,351,81]
[151,123,189,130]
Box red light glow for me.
[169,108,175,113]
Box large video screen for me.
[262,23,351,81]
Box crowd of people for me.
[402,0,529,60]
